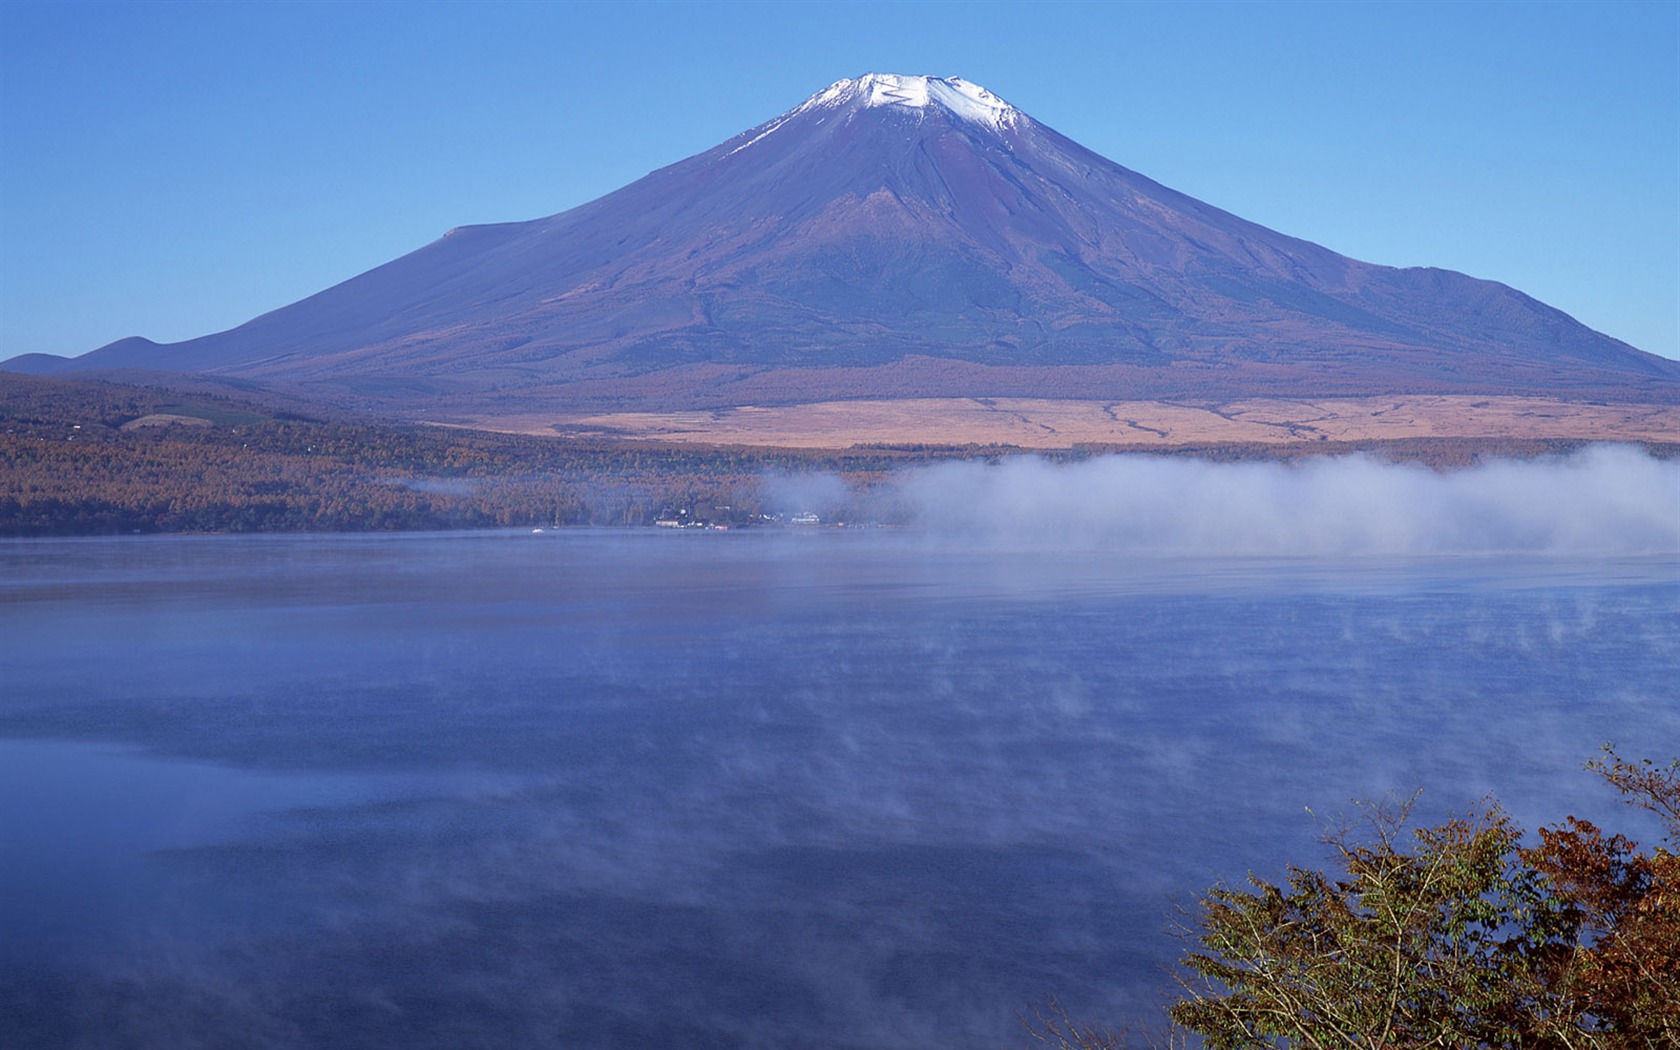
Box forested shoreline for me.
[4,373,1673,536]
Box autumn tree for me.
[1520,750,1680,1044]
[1148,748,1679,1049]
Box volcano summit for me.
[9,74,1678,442]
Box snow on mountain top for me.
[801,74,1019,129]
[723,75,1020,158]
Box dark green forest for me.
[3,373,1672,536]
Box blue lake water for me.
[1,530,1675,1048]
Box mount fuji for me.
[8,74,1678,421]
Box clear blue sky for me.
[2,0,1675,361]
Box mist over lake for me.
[3,452,1676,1049]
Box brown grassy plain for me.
[461,395,1680,450]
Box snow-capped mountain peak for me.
[800,73,1019,129]
[13,73,1672,410]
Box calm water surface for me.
[1,531,1674,1048]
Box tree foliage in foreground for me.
[1029,748,1678,1049]
[1167,748,1678,1048]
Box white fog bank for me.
[889,445,1680,555]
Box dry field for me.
[460,396,1680,449]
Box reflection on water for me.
[0,739,514,969]
[1,531,1675,1049]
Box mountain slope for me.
[9,74,1678,412]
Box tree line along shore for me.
[3,373,1673,536]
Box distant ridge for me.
[8,73,1678,418]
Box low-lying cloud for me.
[892,445,1680,555]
